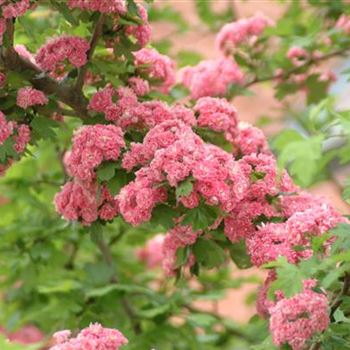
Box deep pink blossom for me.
[134,48,176,93]
[194,97,238,141]
[64,124,125,182]
[180,57,244,99]
[0,325,44,345]
[2,0,30,19]
[50,323,128,350]
[67,0,127,14]
[118,176,167,226]
[17,87,48,109]
[125,4,151,47]
[0,111,13,144]
[128,77,150,96]
[36,36,90,74]
[269,280,329,350]
[13,124,31,153]
[232,122,270,156]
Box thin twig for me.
[244,47,350,89]
[75,14,106,92]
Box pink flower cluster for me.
[0,0,31,43]
[269,280,329,350]
[134,48,176,93]
[0,111,31,174]
[64,124,125,182]
[50,323,128,350]
[216,13,273,53]
[336,14,350,34]
[55,124,125,225]
[89,86,195,130]
[180,57,244,99]
[137,234,165,268]
[125,4,152,47]
[194,97,238,142]
[287,47,309,66]
[1,0,31,19]
[128,76,150,96]
[36,36,90,76]
[54,181,119,225]
[0,325,44,345]
[67,0,127,14]
[16,87,48,109]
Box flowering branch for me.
[244,47,350,88]
[0,47,90,118]
[75,14,106,92]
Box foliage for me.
[0,1,350,350]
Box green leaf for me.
[277,134,324,186]
[193,238,226,269]
[229,240,252,269]
[151,204,176,230]
[182,204,220,231]
[187,313,217,328]
[97,162,119,182]
[176,179,193,200]
[266,257,306,299]
[175,246,190,268]
[31,117,59,140]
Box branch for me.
[244,47,350,89]
[0,47,90,119]
[75,14,106,92]
[92,233,142,335]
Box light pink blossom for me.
[49,323,128,350]
[180,57,244,99]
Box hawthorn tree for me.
[1,1,350,350]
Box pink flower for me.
[194,97,238,142]
[17,87,48,109]
[0,19,6,45]
[125,4,152,47]
[117,173,167,226]
[0,325,44,345]
[0,111,13,144]
[67,0,127,14]
[162,225,202,275]
[216,13,273,53]
[64,124,125,182]
[336,14,350,34]
[88,86,114,113]
[2,0,30,19]
[137,234,165,268]
[180,57,244,99]
[54,181,99,225]
[232,122,270,156]
[134,48,176,93]
[13,124,31,153]
[36,36,90,75]
[50,323,128,350]
[269,281,329,350]
[128,77,150,96]
[287,47,309,66]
